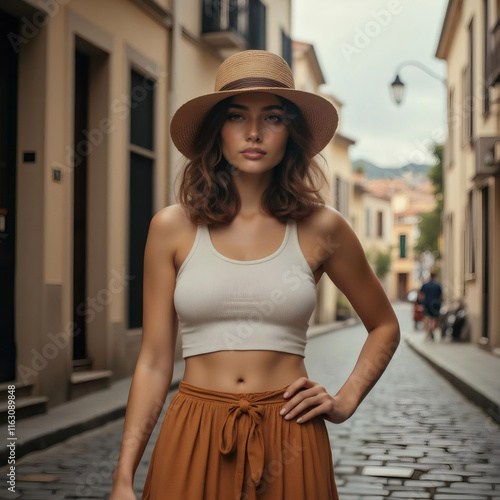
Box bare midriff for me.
[182,349,309,393]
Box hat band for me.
[219,77,291,91]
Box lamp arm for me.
[395,60,447,86]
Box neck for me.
[232,169,274,218]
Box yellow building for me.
[292,40,356,323]
[436,0,500,351]
[391,212,420,301]
[0,0,294,417]
[356,177,436,301]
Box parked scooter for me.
[439,298,470,341]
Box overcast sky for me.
[291,0,449,168]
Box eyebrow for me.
[227,103,284,111]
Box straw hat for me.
[170,50,339,160]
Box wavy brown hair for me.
[174,94,329,225]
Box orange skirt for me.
[141,380,339,500]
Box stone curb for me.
[405,336,500,425]
[0,365,185,467]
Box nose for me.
[246,117,262,142]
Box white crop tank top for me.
[173,218,318,359]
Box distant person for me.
[419,271,443,340]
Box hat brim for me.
[170,87,339,160]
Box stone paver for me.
[0,303,499,499]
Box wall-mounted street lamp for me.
[391,75,405,105]
[390,60,447,105]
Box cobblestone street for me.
[1,303,499,499]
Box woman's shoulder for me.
[295,204,354,270]
[148,204,197,248]
[301,203,347,235]
[151,204,195,229]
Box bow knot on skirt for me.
[219,398,266,494]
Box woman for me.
[110,50,400,500]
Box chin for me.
[235,166,275,175]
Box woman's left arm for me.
[281,207,401,425]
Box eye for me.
[266,114,283,123]
[226,112,244,121]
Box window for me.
[463,18,474,145]
[342,179,349,215]
[365,208,371,238]
[462,66,472,145]
[466,190,476,276]
[470,17,474,135]
[128,69,155,329]
[491,1,500,86]
[376,211,383,238]
[446,213,455,294]
[484,0,490,114]
[235,0,248,37]
[248,0,266,50]
[334,175,340,211]
[447,86,455,167]
[201,0,265,50]
[334,176,349,215]
[399,234,406,258]
[282,28,292,68]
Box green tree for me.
[427,143,443,198]
[415,143,443,257]
[375,250,391,278]
[365,248,391,279]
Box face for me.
[220,92,289,174]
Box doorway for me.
[397,273,408,301]
[482,186,489,339]
[73,49,90,361]
[0,10,19,383]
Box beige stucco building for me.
[351,173,394,298]
[0,0,295,419]
[292,41,356,323]
[436,0,500,350]
[354,177,436,301]
[1,0,174,417]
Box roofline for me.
[354,183,391,201]
[435,0,462,59]
[333,132,356,146]
[292,40,325,85]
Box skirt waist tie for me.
[219,397,265,498]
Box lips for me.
[241,148,266,154]
[241,147,266,160]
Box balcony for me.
[489,17,500,86]
[474,136,500,179]
[202,0,266,51]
